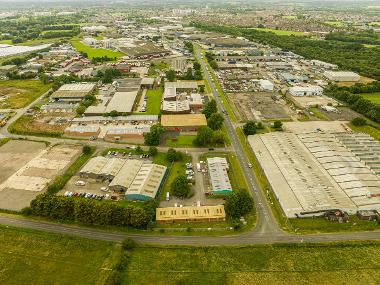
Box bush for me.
[122,238,137,250]
[148,146,158,156]
[273,120,283,130]
[351,117,367,126]
[243,121,257,136]
[167,148,183,162]
[82,145,92,155]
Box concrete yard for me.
[0,141,81,211]
[283,121,350,134]
[227,92,290,121]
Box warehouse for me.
[0,64,17,75]
[161,114,207,132]
[161,100,190,114]
[105,90,139,114]
[323,71,360,82]
[116,78,142,92]
[51,83,96,102]
[71,115,159,124]
[249,132,380,218]
[165,81,198,93]
[79,156,125,180]
[259,79,274,91]
[207,157,233,194]
[125,163,167,201]
[288,85,323,97]
[109,160,144,192]
[156,205,226,223]
[64,125,100,138]
[104,125,150,143]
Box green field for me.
[253,28,305,36]
[0,39,12,44]
[348,123,380,142]
[310,107,329,120]
[0,226,121,285]
[165,135,196,147]
[122,242,380,285]
[70,37,124,60]
[0,80,52,109]
[145,88,162,115]
[360,92,380,105]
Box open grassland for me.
[165,135,196,147]
[0,80,51,109]
[122,242,380,285]
[360,92,380,105]
[253,28,305,36]
[145,88,162,114]
[70,37,124,60]
[0,226,121,285]
[348,123,380,142]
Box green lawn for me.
[0,39,12,44]
[145,88,162,115]
[70,37,124,60]
[310,107,329,120]
[348,123,380,142]
[253,28,305,36]
[0,226,122,285]
[0,80,52,109]
[360,92,380,105]
[165,135,196,147]
[122,242,380,285]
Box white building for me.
[324,71,360,82]
[289,85,323,97]
[207,157,233,195]
[259,79,274,91]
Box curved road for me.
[0,46,379,245]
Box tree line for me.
[193,23,380,81]
[26,193,157,229]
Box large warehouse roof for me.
[249,132,380,217]
[109,160,144,190]
[105,91,138,113]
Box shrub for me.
[122,238,137,250]
[351,117,367,126]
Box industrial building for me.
[323,71,360,82]
[156,205,226,223]
[161,114,207,132]
[64,125,100,138]
[249,132,380,218]
[105,91,139,114]
[259,79,274,91]
[288,85,323,97]
[161,100,190,114]
[207,157,233,194]
[125,163,167,201]
[80,157,167,201]
[50,83,96,102]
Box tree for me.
[203,99,217,118]
[171,175,190,198]
[273,120,283,130]
[148,146,158,156]
[165,69,176,82]
[76,105,86,115]
[351,117,367,126]
[144,124,164,146]
[207,113,224,130]
[167,148,183,162]
[212,130,225,145]
[199,85,205,93]
[243,121,257,136]
[82,145,92,155]
[224,190,254,218]
[109,110,120,117]
[194,126,214,146]
[135,146,143,154]
[193,62,201,70]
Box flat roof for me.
[165,81,198,90]
[207,157,232,193]
[156,205,226,222]
[161,114,207,127]
[105,91,138,113]
[109,159,144,189]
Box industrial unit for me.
[80,157,167,201]
[50,83,97,102]
[207,157,233,194]
[288,85,323,97]
[323,71,360,82]
[249,132,380,218]
[156,205,226,223]
[161,114,207,132]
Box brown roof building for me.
[156,205,226,223]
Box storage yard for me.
[249,131,380,218]
[0,140,81,211]
[227,92,290,121]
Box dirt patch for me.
[227,92,290,121]
[0,140,46,183]
[0,188,40,211]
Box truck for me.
[196,163,201,172]
[166,192,170,201]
